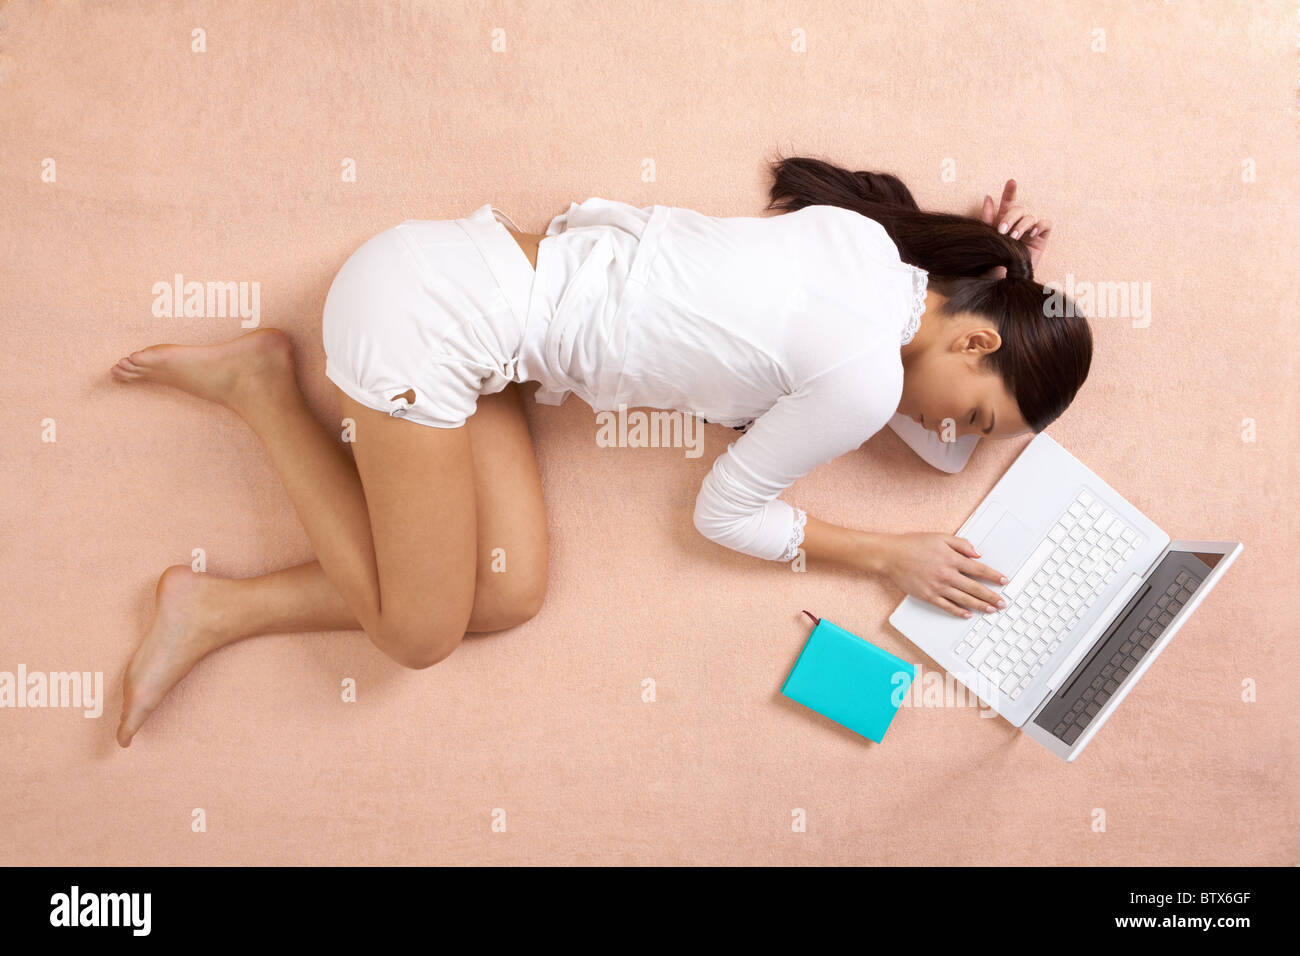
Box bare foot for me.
[117,566,233,748]
[110,327,294,413]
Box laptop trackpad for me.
[975,510,1039,577]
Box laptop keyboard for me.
[1033,555,1207,745]
[952,487,1145,701]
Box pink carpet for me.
[1,0,1294,865]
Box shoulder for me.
[803,342,904,438]
[791,205,895,249]
[786,205,908,294]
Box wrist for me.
[855,531,894,575]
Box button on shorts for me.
[322,205,534,428]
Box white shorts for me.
[322,204,536,428]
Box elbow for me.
[692,496,724,544]
[693,486,743,550]
[694,472,771,556]
[693,493,765,558]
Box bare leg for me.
[111,329,474,645]
[119,538,542,747]
[116,564,354,741]
[113,356,549,745]
[111,329,477,743]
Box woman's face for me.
[897,313,1032,442]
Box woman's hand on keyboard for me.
[875,532,1010,619]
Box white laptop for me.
[888,433,1242,761]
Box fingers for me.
[982,181,1016,227]
[960,556,1008,585]
[940,562,1006,609]
[940,586,996,616]
[995,204,1034,238]
[947,538,1008,584]
[933,594,974,619]
[1004,212,1051,243]
[954,555,1009,608]
[1010,212,1053,242]
[935,581,1005,618]
[948,536,980,558]
[951,575,1006,608]
[999,179,1017,213]
[988,179,1018,227]
[926,535,1013,618]
[984,180,1049,244]
[1008,213,1037,240]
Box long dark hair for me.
[765,153,1092,433]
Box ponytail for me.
[764,152,1089,432]
[766,155,1034,281]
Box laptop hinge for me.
[1140,543,1170,579]
[1041,572,1145,696]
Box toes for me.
[111,355,151,381]
[117,705,145,747]
[127,345,169,367]
[111,362,143,382]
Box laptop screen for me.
[1030,550,1216,746]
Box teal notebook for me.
[781,611,916,743]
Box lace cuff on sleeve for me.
[777,507,808,562]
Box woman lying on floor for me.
[109,155,1088,746]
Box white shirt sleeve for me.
[693,350,897,562]
[885,411,979,473]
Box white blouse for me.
[515,198,959,562]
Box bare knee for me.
[499,585,545,629]
[393,639,460,670]
[376,620,466,670]
[502,574,546,626]
[516,579,546,623]
[469,575,546,631]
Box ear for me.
[957,325,1002,358]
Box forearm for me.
[798,514,892,574]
